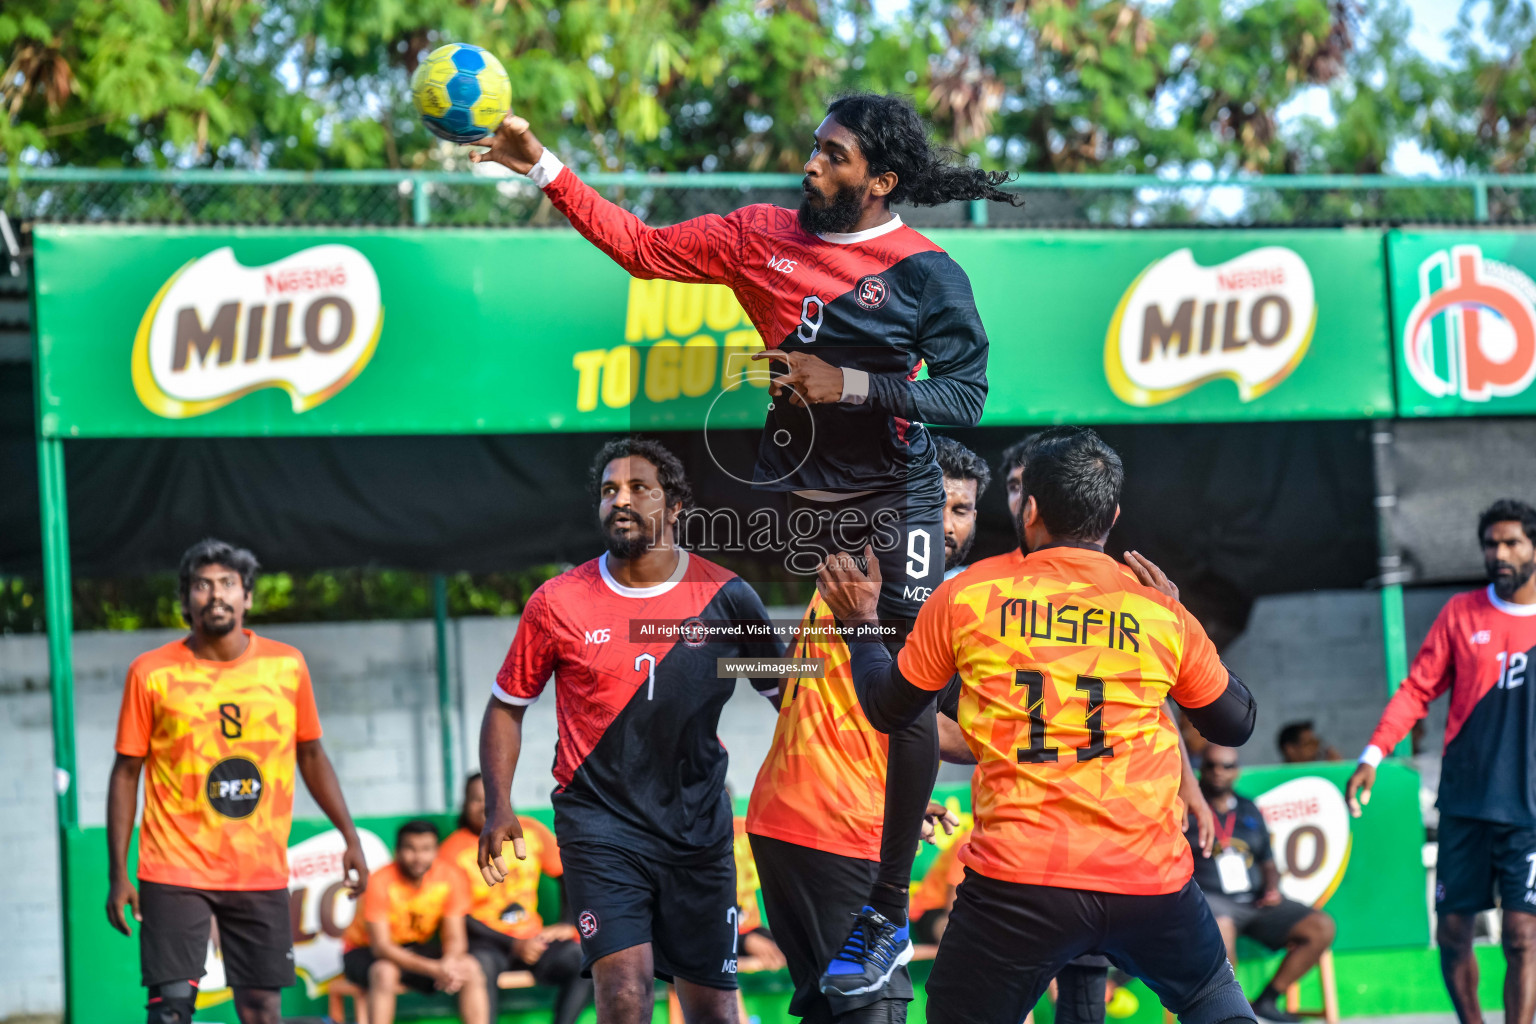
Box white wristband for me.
[526,148,565,189]
[1359,744,1384,767]
[840,367,870,404]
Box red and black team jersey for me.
[1368,585,1536,826]
[537,155,989,493]
[494,550,783,859]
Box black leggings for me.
[786,471,946,924]
[874,707,939,917]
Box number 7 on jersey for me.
[635,653,658,700]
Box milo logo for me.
[1105,246,1316,406]
[132,244,383,419]
[207,756,264,819]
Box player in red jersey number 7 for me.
[470,95,1025,1010]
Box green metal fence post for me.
[968,198,988,227]
[413,175,432,226]
[433,574,455,811]
[1474,181,1490,223]
[1372,425,1414,757]
[38,435,78,1021]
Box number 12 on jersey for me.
[1015,669,1115,764]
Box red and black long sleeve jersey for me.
[1368,585,1536,826]
[539,161,990,492]
[494,550,783,860]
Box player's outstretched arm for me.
[469,115,744,285]
[296,739,369,896]
[477,696,529,884]
[105,753,144,936]
[1350,605,1455,815]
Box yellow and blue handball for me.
[411,43,510,143]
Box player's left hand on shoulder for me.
[752,350,846,405]
[1124,551,1179,601]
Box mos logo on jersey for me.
[1105,247,1316,407]
[133,244,383,420]
[1403,245,1536,403]
[206,756,264,819]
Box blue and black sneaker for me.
[818,906,914,997]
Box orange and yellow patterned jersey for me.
[114,632,322,891]
[746,594,889,860]
[732,816,764,933]
[438,820,561,939]
[897,547,1227,895]
[344,859,470,951]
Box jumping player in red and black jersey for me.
[1348,499,1536,1024]
[477,439,783,1024]
[469,93,1024,1015]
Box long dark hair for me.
[825,94,1024,208]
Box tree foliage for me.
[1,0,1527,176]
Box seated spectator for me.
[1187,745,1336,1024]
[342,820,487,1024]
[440,772,592,1024]
[731,812,787,970]
[1277,720,1342,763]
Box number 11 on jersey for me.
[635,653,658,700]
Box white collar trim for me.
[1487,583,1536,616]
[600,549,690,598]
[819,214,904,245]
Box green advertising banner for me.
[1389,230,1536,417]
[33,225,1392,439]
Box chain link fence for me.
[4,169,1536,228]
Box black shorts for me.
[559,840,739,989]
[1202,892,1316,950]
[925,870,1249,1024]
[1437,814,1536,915]
[139,880,294,990]
[750,834,913,1022]
[785,460,944,631]
[343,940,442,993]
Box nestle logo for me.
[265,265,348,295]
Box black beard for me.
[198,608,238,638]
[798,179,868,235]
[945,533,975,572]
[601,510,656,560]
[1490,559,1536,599]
